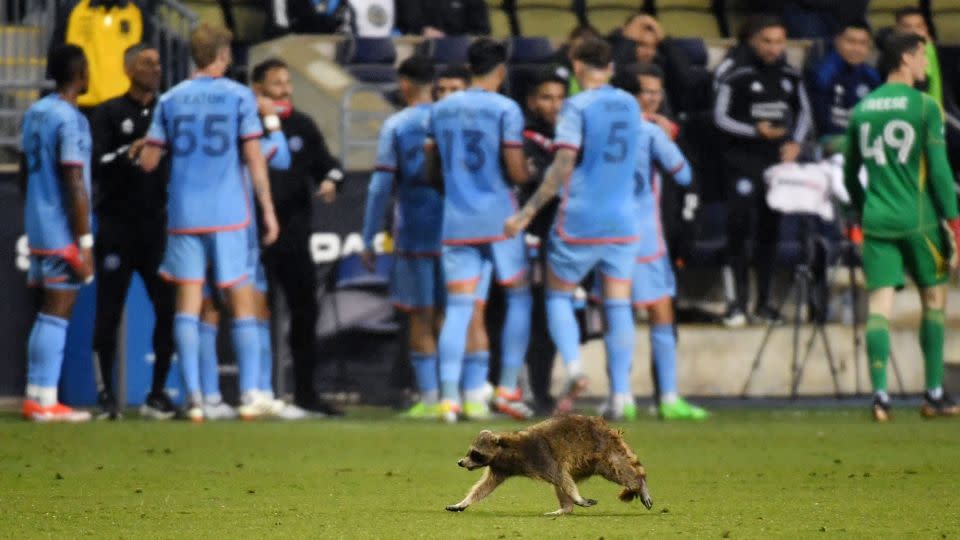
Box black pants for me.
[92,218,174,397]
[724,153,781,312]
[263,246,319,406]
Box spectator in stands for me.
[807,21,880,137]
[517,68,566,414]
[894,7,945,106]
[252,58,345,416]
[781,0,869,39]
[554,24,602,96]
[89,44,175,421]
[395,0,489,37]
[433,64,471,100]
[49,0,151,114]
[265,0,351,36]
[713,16,812,327]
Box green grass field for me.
[1,408,958,539]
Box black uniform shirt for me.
[519,115,560,240]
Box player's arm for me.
[243,138,279,246]
[361,123,398,270]
[924,98,959,221]
[304,119,344,203]
[140,100,166,173]
[651,126,692,187]
[57,113,94,281]
[504,148,575,237]
[714,73,758,139]
[262,130,291,170]
[502,104,529,185]
[842,116,866,214]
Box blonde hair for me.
[190,23,233,69]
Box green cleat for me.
[622,402,638,421]
[463,401,491,420]
[400,402,439,420]
[660,398,709,421]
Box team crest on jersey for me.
[834,84,845,96]
[104,254,122,272]
[736,178,753,196]
[856,84,870,98]
[289,136,303,152]
[121,118,134,135]
[750,81,764,93]
[781,78,793,93]
[366,5,389,28]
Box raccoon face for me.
[457,430,501,470]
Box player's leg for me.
[24,256,89,422]
[91,226,134,420]
[753,193,782,322]
[158,234,208,420]
[905,230,959,417]
[394,255,441,418]
[438,245,484,422]
[137,231,177,420]
[462,261,493,420]
[252,272,274,400]
[527,249,557,413]
[491,237,534,420]
[721,173,757,327]
[600,257,636,421]
[197,293,237,420]
[861,236,903,421]
[545,234,595,414]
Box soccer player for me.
[426,38,532,423]
[361,56,443,419]
[196,95,292,421]
[505,37,639,417]
[20,44,94,422]
[140,24,279,422]
[433,64,470,100]
[843,32,960,421]
[608,68,708,421]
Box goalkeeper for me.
[844,32,960,421]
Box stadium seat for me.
[867,0,917,34]
[506,36,555,63]
[488,0,517,36]
[655,0,720,38]
[670,37,707,66]
[582,1,642,35]
[417,36,474,65]
[515,0,580,40]
[336,37,398,84]
[932,0,960,45]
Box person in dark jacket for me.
[807,21,880,137]
[712,16,812,327]
[395,0,489,37]
[89,44,175,420]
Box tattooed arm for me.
[503,147,575,237]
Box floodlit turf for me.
[1,408,958,539]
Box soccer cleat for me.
[602,400,638,422]
[202,400,236,421]
[660,398,709,421]
[275,403,313,420]
[872,396,892,423]
[140,391,176,420]
[438,400,461,424]
[920,391,960,418]
[237,395,277,421]
[722,307,747,328]
[295,397,345,417]
[492,388,534,421]
[753,305,784,326]
[553,375,590,415]
[463,400,492,421]
[401,401,440,420]
[96,390,122,421]
[23,400,92,423]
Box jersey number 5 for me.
[171,114,231,157]
[859,120,915,166]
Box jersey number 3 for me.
[859,120,915,166]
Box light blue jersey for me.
[22,94,92,252]
[634,120,691,261]
[363,103,442,255]
[147,76,262,233]
[428,88,524,244]
[553,85,640,244]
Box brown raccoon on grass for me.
[446,414,653,515]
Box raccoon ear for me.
[495,435,507,448]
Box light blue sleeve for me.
[553,100,582,151]
[651,125,691,187]
[261,130,291,170]
[57,109,84,166]
[501,100,524,147]
[146,99,166,146]
[238,88,264,141]
[362,122,397,249]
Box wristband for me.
[327,168,344,183]
[78,234,94,249]
[61,244,83,271]
[263,114,281,131]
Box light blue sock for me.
[174,314,201,397]
[410,352,439,394]
[546,290,583,375]
[438,294,474,402]
[651,324,678,397]
[198,322,220,401]
[462,351,490,395]
[27,313,69,389]
[604,299,635,395]
[258,320,273,393]
[232,317,260,395]
[499,288,532,391]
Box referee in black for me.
[252,58,344,416]
[90,44,175,420]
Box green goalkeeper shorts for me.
[862,229,951,290]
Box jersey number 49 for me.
[859,120,916,166]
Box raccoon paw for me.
[577,498,598,507]
[545,508,573,516]
[445,504,466,512]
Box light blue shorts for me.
[28,254,85,290]
[631,252,676,306]
[159,230,249,289]
[442,236,527,299]
[391,255,444,310]
[547,231,635,286]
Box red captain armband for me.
[60,243,84,272]
[846,224,863,246]
[948,218,960,243]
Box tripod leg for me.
[790,269,808,399]
[793,322,819,398]
[848,255,863,396]
[818,326,842,398]
[741,324,777,398]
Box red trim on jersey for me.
[502,141,523,148]
[600,274,631,284]
[158,271,205,285]
[29,247,70,256]
[375,164,397,173]
[240,131,264,141]
[216,273,250,289]
[168,219,250,234]
[443,235,509,246]
[59,161,84,167]
[498,268,527,286]
[391,302,414,313]
[265,147,278,162]
[145,138,165,147]
[446,276,481,288]
[522,130,553,151]
[552,143,579,152]
[545,265,579,287]
[633,294,671,308]
[668,161,686,175]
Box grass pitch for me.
[1,407,958,539]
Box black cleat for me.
[754,305,785,326]
[140,391,177,420]
[96,391,122,421]
[296,397,345,417]
[920,391,960,418]
[872,396,892,423]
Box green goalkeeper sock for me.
[866,314,890,393]
[920,309,946,391]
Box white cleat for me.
[202,401,236,421]
[237,396,276,421]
